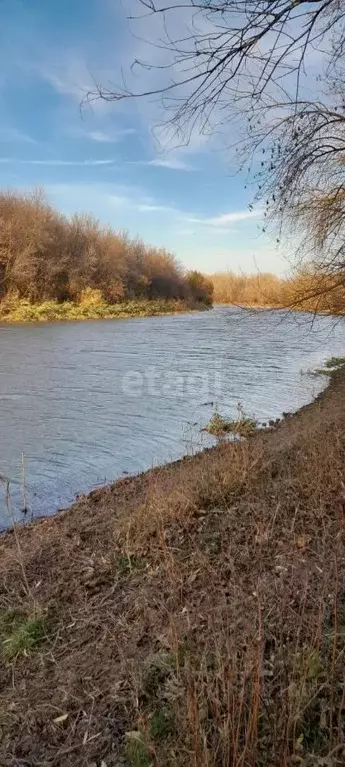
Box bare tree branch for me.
[86,0,345,312]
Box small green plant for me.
[125,733,152,767]
[306,650,323,681]
[149,708,175,742]
[324,355,345,369]
[306,355,345,377]
[115,554,146,577]
[0,611,46,661]
[204,403,257,438]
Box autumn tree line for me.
[2,189,344,320]
[211,271,345,314]
[0,190,213,308]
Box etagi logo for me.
[121,365,225,399]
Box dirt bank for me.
[1,368,345,766]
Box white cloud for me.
[147,157,195,171]
[0,158,116,166]
[44,184,182,217]
[41,58,93,102]
[137,202,181,214]
[131,155,195,171]
[44,183,179,217]
[89,131,113,143]
[189,209,262,226]
[177,226,236,237]
[88,128,136,143]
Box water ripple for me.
[0,306,344,524]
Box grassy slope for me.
[1,371,345,765]
[0,298,201,323]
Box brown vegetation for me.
[0,189,213,312]
[1,369,345,765]
[211,272,286,307]
[211,269,345,313]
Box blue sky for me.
[0,0,287,274]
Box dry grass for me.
[0,296,198,324]
[1,370,345,765]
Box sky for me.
[0,0,291,274]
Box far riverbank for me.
[0,297,209,323]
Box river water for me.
[0,306,344,527]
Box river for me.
[0,306,344,527]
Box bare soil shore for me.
[1,368,345,766]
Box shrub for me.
[186,270,214,305]
[204,404,257,438]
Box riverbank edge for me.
[1,365,345,764]
[215,301,345,316]
[0,297,211,324]
[10,362,341,532]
